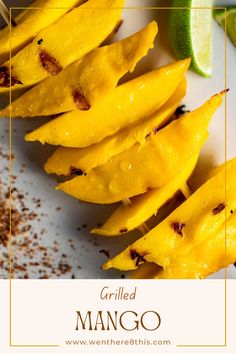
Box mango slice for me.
[0,0,124,90]
[155,213,236,279]
[130,212,236,279]
[25,58,191,147]
[56,92,223,204]
[103,157,236,271]
[1,22,157,118]
[44,78,186,176]
[0,0,83,64]
[130,162,226,279]
[92,154,198,236]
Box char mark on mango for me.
[0,66,22,88]
[171,222,185,236]
[113,19,124,34]
[70,167,87,177]
[212,203,225,215]
[130,249,148,267]
[175,105,190,117]
[119,227,128,234]
[39,50,62,76]
[72,89,91,110]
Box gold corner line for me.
[8,7,60,349]
[10,345,60,348]
[9,7,13,348]
[224,7,228,348]
[8,5,228,349]
[10,6,226,10]
[177,344,227,348]
[177,10,228,349]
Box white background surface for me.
[1,279,236,353]
[0,0,235,279]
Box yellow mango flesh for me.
[130,213,236,279]
[154,213,236,279]
[1,22,157,118]
[0,0,82,64]
[44,78,186,176]
[0,0,124,90]
[103,157,236,271]
[92,154,198,236]
[25,58,191,147]
[56,93,223,204]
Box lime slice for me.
[169,0,213,77]
[214,7,236,46]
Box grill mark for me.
[113,19,124,34]
[171,222,185,236]
[0,66,22,88]
[72,89,91,110]
[175,105,190,117]
[212,203,225,215]
[130,249,148,267]
[39,50,62,76]
[119,227,128,234]
[69,167,86,177]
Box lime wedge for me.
[214,7,236,46]
[169,0,213,77]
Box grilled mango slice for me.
[92,154,197,236]
[0,0,83,64]
[155,212,236,279]
[134,212,236,279]
[1,22,157,118]
[130,163,226,279]
[44,78,186,176]
[0,0,124,90]
[130,212,236,279]
[103,157,236,271]
[55,92,222,204]
[25,58,191,147]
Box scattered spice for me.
[171,222,185,236]
[99,249,110,259]
[37,38,43,45]
[130,249,148,267]
[231,210,234,214]
[72,89,91,110]
[0,197,21,247]
[39,50,62,76]
[0,149,81,279]
[58,260,72,275]
[212,203,225,215]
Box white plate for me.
[0,0,235,279]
